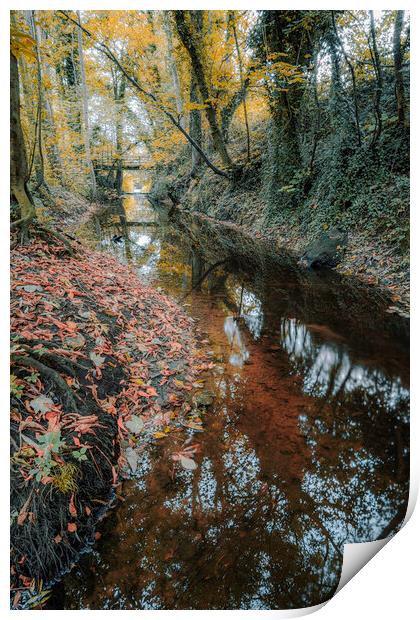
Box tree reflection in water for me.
[55,195,409,610]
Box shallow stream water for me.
[49,181,409,610]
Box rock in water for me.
[300,227,347,269]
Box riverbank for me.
[10,225,210,608]
[151,138,409,318]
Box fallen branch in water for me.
[180,259,228,301]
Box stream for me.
[49,179,410,610]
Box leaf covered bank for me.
[10,233,209,605]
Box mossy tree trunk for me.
[10,51,36,240]
[393,10,406,127]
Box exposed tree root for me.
[11,354,79,413]
[16,343,89,374]
[35,224,75,256]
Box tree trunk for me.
[163,13,185,130]
[221,79,249,142]
[30,10,50,192]
[331,11,361,147]
[230,15,251,161]
[393,10,406,126]
[369,10,383,146]
[77,10,97,199]
[190,78,203,175]
[114,73,126,195]
[10,51,36,238]
[174,10,234,169]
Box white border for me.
[1,2,417,618]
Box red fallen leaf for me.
[17,494,32,526]
[147,386,158,397]
[69,494,77,517]
[94,531,101,540]
[13,590,21,608]
[117,417,127,433]
[45,410,60,431]
[137,390,152,399]
[67,289,83,299]
[67,522,77,533]
[19,575,32,587]
[73,435,81,447]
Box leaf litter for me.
[10,234,213,607]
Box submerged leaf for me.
[125,415,144,434]
[180,455,197,471]
[125,447,138,472]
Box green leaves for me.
[72,447,88,462]
[10,374,24,399]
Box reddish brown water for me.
[49,191,409,610]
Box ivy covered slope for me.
[10,234,209,597]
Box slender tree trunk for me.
[231,15,251,162]
[30,10,49,192]
[331,11,361,147]
[37,26,64,181]
[190,78,203,175]
[393,10,406,126]
[308,48,321,179]
[163,13,185,130]
[10,51,36,238]
[114,73,126,195]
[77,10,97,199]
[369,10,383,146]
[221,78,249,141]
[174,10,234,169]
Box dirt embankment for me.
[10,205,210,607]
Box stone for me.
[300,227,348,269]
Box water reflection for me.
[224,317,249,367]
[280,318,409,411]
[55,191,410,610]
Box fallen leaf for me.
[30,395,54,415]
[180,455,197,471]
[125,415,144,434]
[69,494,77,517]
[125,447,139,471]
[23,285,43,293]
[90,352,105,367]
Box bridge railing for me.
[92,152,142,170]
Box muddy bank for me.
[10,230,210,608]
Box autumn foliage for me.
[10,234,210,595]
